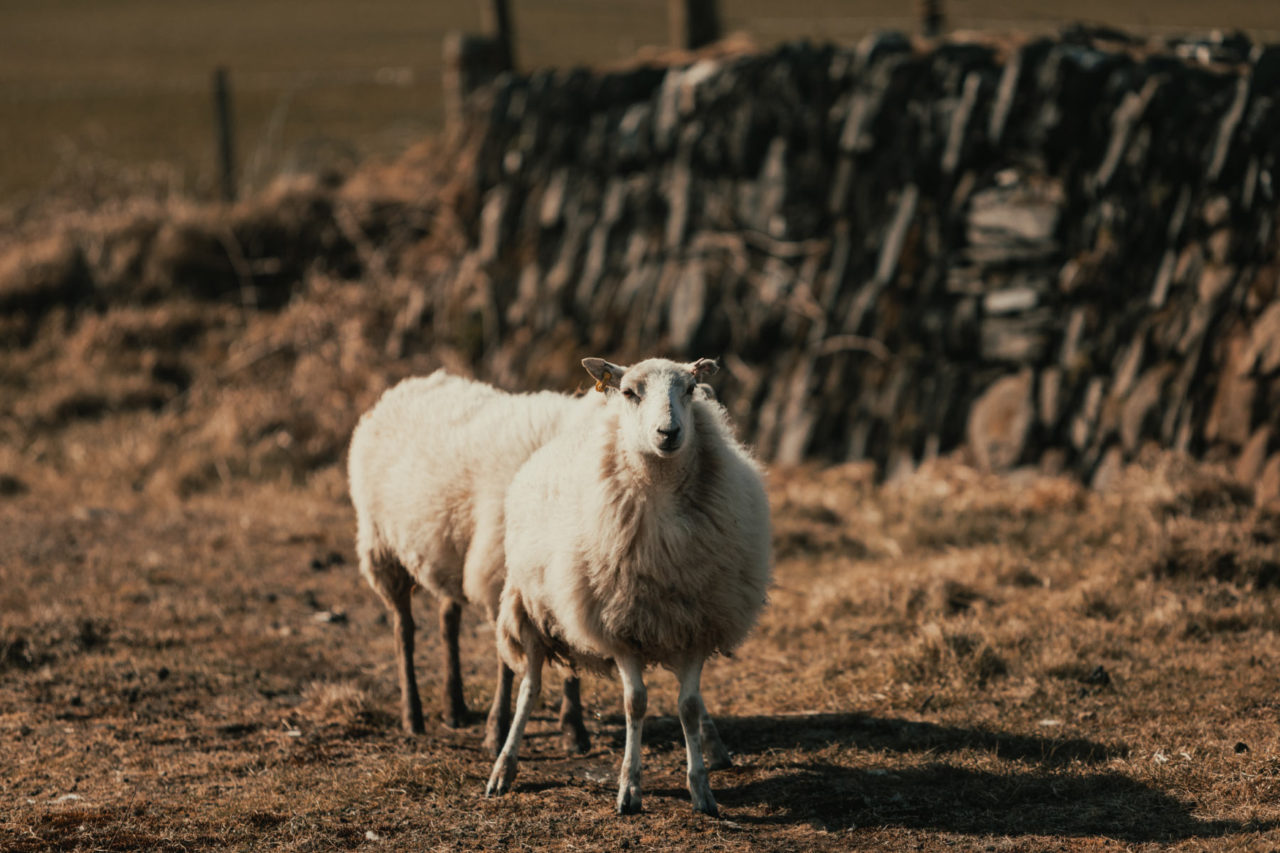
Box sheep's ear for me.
[582,358,625,392]
[689,358,719,380]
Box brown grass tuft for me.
[298,680,377,726]
[1153,517,1280,589]
[892,622,1010,689]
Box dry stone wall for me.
[445,27,1280,485]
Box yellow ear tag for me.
[595,370,612,393]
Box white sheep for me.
[347,370,601,753]
[486,356,772,816]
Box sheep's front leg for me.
[485,643,543,797]
[439,598,468,728]
[558,674,591,754]
[615,655,646,815]
[482,655,514,756]
[698,697,732,770]
[676,659,718,816]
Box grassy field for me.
[3,191,1278,846]
[3,454,1280,850]
[4,0,1278,205]
[5,3,1280,848]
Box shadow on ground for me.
[635,711,1125,766]
[715,762,1262,841]
[632,712,1269,843]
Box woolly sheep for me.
[348,370,601,753]
[486,356,772,816]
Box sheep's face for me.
[583,357,718,460]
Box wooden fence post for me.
[212,66,236,203]
[669,0,721,51]
[443,0,516,127]
[920,0,944,37]
[481,0,515,72]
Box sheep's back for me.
[349,372,593,600]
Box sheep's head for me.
[583,357,718,459]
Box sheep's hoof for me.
[689,776,719,816]
[616,788,642,816]
[560,725,591,756]
[442,709,470,729]
[401,707,425,735]
[485,759,517,797]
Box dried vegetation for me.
[0,134,482,502]
[4,442,1280,849]
[3,66,1280,852]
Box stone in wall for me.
[438,27,1280,491]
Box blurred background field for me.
[4,0,1278,206]
[5,3,1280,849]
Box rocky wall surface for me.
[445,27,1280,490]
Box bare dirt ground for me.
[4,450,1280,851]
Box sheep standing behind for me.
[487,357,771,816]
[347,370,600,752]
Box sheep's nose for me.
[657,425,681,446]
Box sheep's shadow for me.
[633,711,1125,767]
[705,762,1266,842]
[619,713,1267,843]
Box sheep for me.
[485,356,771,816]
[347,370,602,753]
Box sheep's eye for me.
[622,388,638,401]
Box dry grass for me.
[3,144,1279,849]
[3,451,1280,850]
[6,8,1280,847]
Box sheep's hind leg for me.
[485,643,544,797]
[698,698,732,770]
[558,674,591,755]
[368,559,425,735]
[483,654,514,756]
[615,655,647,815]
[676,659,719,816]
[392,590,426,734]
[439,598,468,728]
